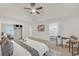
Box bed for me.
[23,38,49,56]
[0,38,49,56]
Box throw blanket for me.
[1,40,13,56]
[14,39,39,56]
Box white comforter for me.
[12,41,31,56]
[23,38,49,56]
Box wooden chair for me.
[66,35,78,56]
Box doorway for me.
[49,23,59,44]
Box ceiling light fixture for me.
[31,9,36,13]
[24,3,43,14]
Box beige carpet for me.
[29,37,77,56]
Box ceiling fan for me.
[24,3,43,14]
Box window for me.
[5,25,14,36]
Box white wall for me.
[0,21,2,40]
[32,23,49,40]
[0,16,31,40]
[32,16,79,41]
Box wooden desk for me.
[60,37,70,47]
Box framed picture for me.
[37,25,45,31]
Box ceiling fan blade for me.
[35,11,40,14]
[24,7,32,10]
[36,6,43,10]
[30,3,35,7]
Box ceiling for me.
[0,3,79,23]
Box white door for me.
[49,23,59,44]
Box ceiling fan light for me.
[31,9,36,13]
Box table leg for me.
[56,37,58,46]
[72,43,74,56]
[61,38,63,47]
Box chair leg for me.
[69,41,70,52]
[72,43,74,56]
